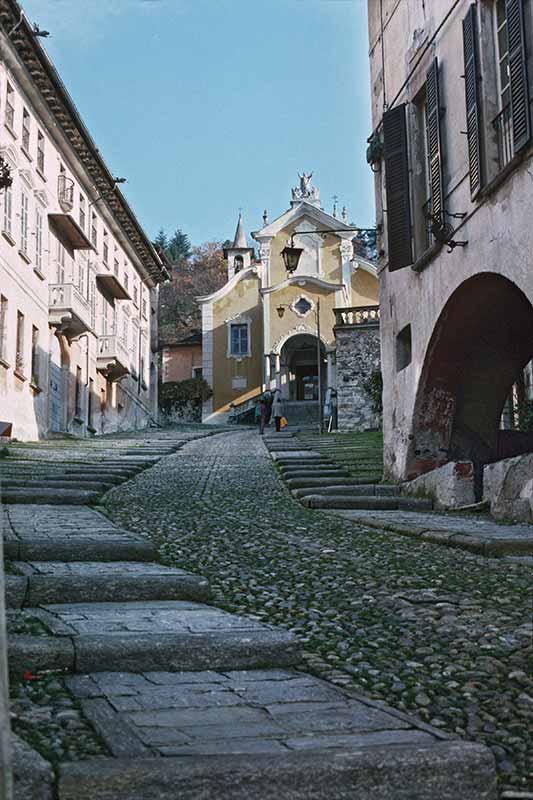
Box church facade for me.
[199,176,379,425]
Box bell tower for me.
[224,212,255,280]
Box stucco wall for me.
[211,276,263,411]
[367,0,533,482]
[162,345,202,383]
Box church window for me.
[293,297,312,317]
[234,255,244,273]
[230,323,249,357]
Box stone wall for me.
[335,323,381,431]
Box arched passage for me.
[279,333,326,401]
[407,273,533,495]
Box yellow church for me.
[198,175,379,425]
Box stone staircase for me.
[3,432,496,799]
[266,433,432,512]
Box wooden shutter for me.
[463,5,483,197]
[383,104,413,271]
[506,0,531,153]
[426,58,444,222]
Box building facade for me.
[0,1,167,441]
[367,0,533,497]
[199,176,379,425]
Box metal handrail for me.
[492,103,513,171]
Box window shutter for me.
[462,5,483,197]
[426,58,444,222]
[383,104,413,271]
[506,0,531,153]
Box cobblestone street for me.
[104,429,533,794]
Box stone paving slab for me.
[58,740,497,800]
[23,601,301,673]
[330,509,533,555]
[6,561,210,606]
[1,487,100,505]
[3,504,155,561]
[64,668,442,760]
[271,451,324,461]
[301,495,433,511]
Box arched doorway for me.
[407,273,533,496]
[279,333,326,401]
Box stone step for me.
[3,533,156,563]
[57,742,496,800]
[301,495,434,511]
[5,562,211,608]
[1,479,118,492]
[285,477,383,489]
[53,667,496,800]
[1,487,101,505]
[8,601,301,676]
[291,485,398,499]
[282,471,352,481]
[270,452,324,463]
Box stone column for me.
[264,353,271,391]
[274,353,281,392]
[0,509,13,800]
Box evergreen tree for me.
[167,229,191,263]
[154,228,168,251]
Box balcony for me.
[95,270,131,302]
[334,305,380,328]
[493,104,513,171]
[49,213,93,251]
[49,283,92,338]
[97,334,130,381]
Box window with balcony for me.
[489,0,531,172]
[3,183,13,238]
[15,310,25,377]
[103,229,109,265]
[31,325,39,386]
[91,212,97,248]
[79,194,86,231]
[0,295,8,364]
[20,191,29,257]
[21,108,30,153]
[57,241,66,283]
[35,207,43,273]
[37,130,45,173]
[493,1,512,167]
[5,82,14,131]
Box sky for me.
[22,0,374,247]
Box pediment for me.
[252,201,354,241]
[0,144,18,168]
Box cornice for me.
[0,0,168,285]
[260,275,343,295]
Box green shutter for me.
[463,5,483,197]
[426,58,444,222]
[506,0,531,153]
[383,104,413,271]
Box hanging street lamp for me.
[280,227,377,274]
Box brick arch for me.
[407,273,533,493]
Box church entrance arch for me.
[279,333,326,401]
[407,273,533,497]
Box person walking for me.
[272,391,284,432]
[258,395,268,435]
[263,389,273,428]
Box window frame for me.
[228,320,251,358]
[20,190,29,256]
[5,82,15,131]
[37,130,45,173]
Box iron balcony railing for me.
[334,305,380,327]
[493,103,513,171]
[422,198,433,251]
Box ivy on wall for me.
[362,369,383,415]
[159,378,212,421]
